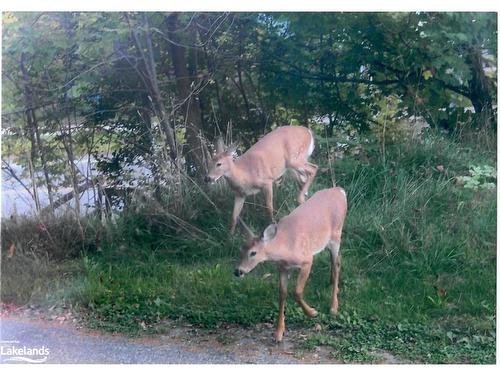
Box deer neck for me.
[263,234,290,264]
[224,159,252,191]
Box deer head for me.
[204,138,239,184]
[234,218,277,277]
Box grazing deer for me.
[205,126,318,233]
[234,187,347,342]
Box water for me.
[1,158,98,218]
[2,155,159,218]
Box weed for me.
[456,164,496,190]
[301,316,496,364]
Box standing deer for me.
[205,126,318,233]
[234,187,347,342]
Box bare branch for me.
[2,159,36,202]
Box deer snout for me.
[234,268,245,278]
[204,175,212,183]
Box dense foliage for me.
[2,12,497,211]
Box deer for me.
[204,126,318,234]
[234,187,347,342]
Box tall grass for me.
[1,129,496,363]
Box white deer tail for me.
[307,129,315,157]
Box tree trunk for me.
[20,53,55,212]
[33,112,55,210]
[236,60,251,121]
[243,67,269,134]
[142,14,178,162]
[166,13,206,176]
[466,46,494,128]
[65,114,81,216]
[59,14,83,218]
[125,12,178,165]
[26,150,41,214]
[202,38,226,132]
[187,35,208,133]
[197,14,226,134]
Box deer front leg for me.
[230,195,246,234]
[328,240,341,315]
[275,268,288,342]
[294,262,317,317]
[262,183,274,222]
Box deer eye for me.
[250,251,257,257]
[216,162,222,167]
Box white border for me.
[0,0,499,12]
[0,1,498,374]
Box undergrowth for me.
[1,129,496,363]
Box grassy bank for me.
[1,130,496,363]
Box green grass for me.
[301,314,496,363]
[1,130,496,363]
[0,250,84,307]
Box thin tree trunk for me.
[139,107,164,189]
[244,68,266,120]
[20,53,55,211]
[33,112,55,210]
[27,150,41,214]
[124,12,178,165]
[166,13,206,175]
[202,41,225,131]
[142,14,178,162]
[188,35,208,133]
[236,61,251,121]
[66,113,81,216]
[466,46,494,128]
[197,13,226,132]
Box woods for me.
[2,12,497,215]
[1,12,497,364]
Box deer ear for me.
[237,218,256,244]
[226,141,239,157]
[216,137,225,154]
[262,223,278,242]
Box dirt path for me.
[0,303,402,364]
[0,316,303,364]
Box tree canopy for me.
[2,12,497,213]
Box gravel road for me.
[0,317,299,364]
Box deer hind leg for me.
[302,162,318,196]
[295,162,318,204]
[294,262,317,317]
[290,169,306,187]
[275,268,288,342]
[327,240,342,315]
[288,169,306,202]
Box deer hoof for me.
[306,308,318,318]
[274,329,284,343]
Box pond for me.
[2,158,98,218]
